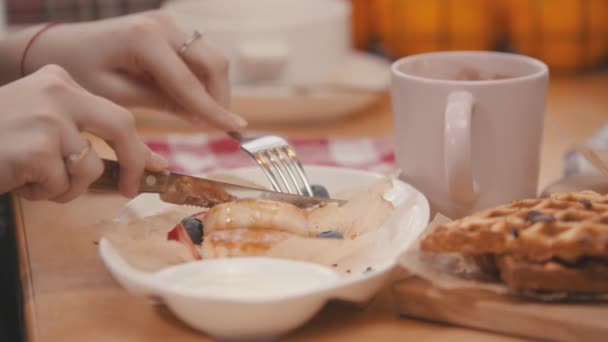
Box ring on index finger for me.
[179,30,203,54]
[64,139,92,175]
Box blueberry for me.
[311,184,330,198]
[316,230,344,239]
[181,217,203,244]
[525,210,555,223]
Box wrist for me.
[0,23,62,85]
[0,25,44,85]
[20,22,63,78]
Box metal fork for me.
[228,131,314,196]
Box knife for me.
[90,159,346,209]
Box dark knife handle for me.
[90,159,168,194]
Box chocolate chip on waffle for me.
[420,191,608,262]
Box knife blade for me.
[90,159,346,209]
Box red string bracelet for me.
[20,22,62,78]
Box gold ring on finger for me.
[180,30,203,54]
[64,139,92,175]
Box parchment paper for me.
[102,174,425,277]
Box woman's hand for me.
[0,65,167,201]
[17,11,246,130]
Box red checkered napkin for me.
[144,134,396,175]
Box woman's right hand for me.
[0,64,168,202]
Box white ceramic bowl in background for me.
[152,0,390,125]
[99,166,430,339]
[163,0,350,86]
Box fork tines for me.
[260,146,312,196]
[231,133,313,196]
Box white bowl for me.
[98,252,339,339]
[163,0,350,85]
[99,166,429,339]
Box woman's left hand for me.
[19,11,246,131]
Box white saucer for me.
[230,52,391,124]
[131,52,390,128]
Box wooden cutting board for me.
[392,276,608,342]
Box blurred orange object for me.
[371,0,503,57]
[349,0,374,50]
[505,0,608,72]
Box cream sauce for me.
[170,272,333,299]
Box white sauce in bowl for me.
[171,272,333,299]
[156,257,340,301]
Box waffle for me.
[497,254,608,293]
[421,191,608,262]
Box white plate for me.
[230,52,390,124]
[132,52,390,128]
[99,166,429,339]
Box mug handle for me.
[444,90,478,207]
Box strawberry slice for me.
[167,223,201,260]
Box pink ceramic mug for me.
[390,51,549,219]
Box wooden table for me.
[14,71,608,341]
